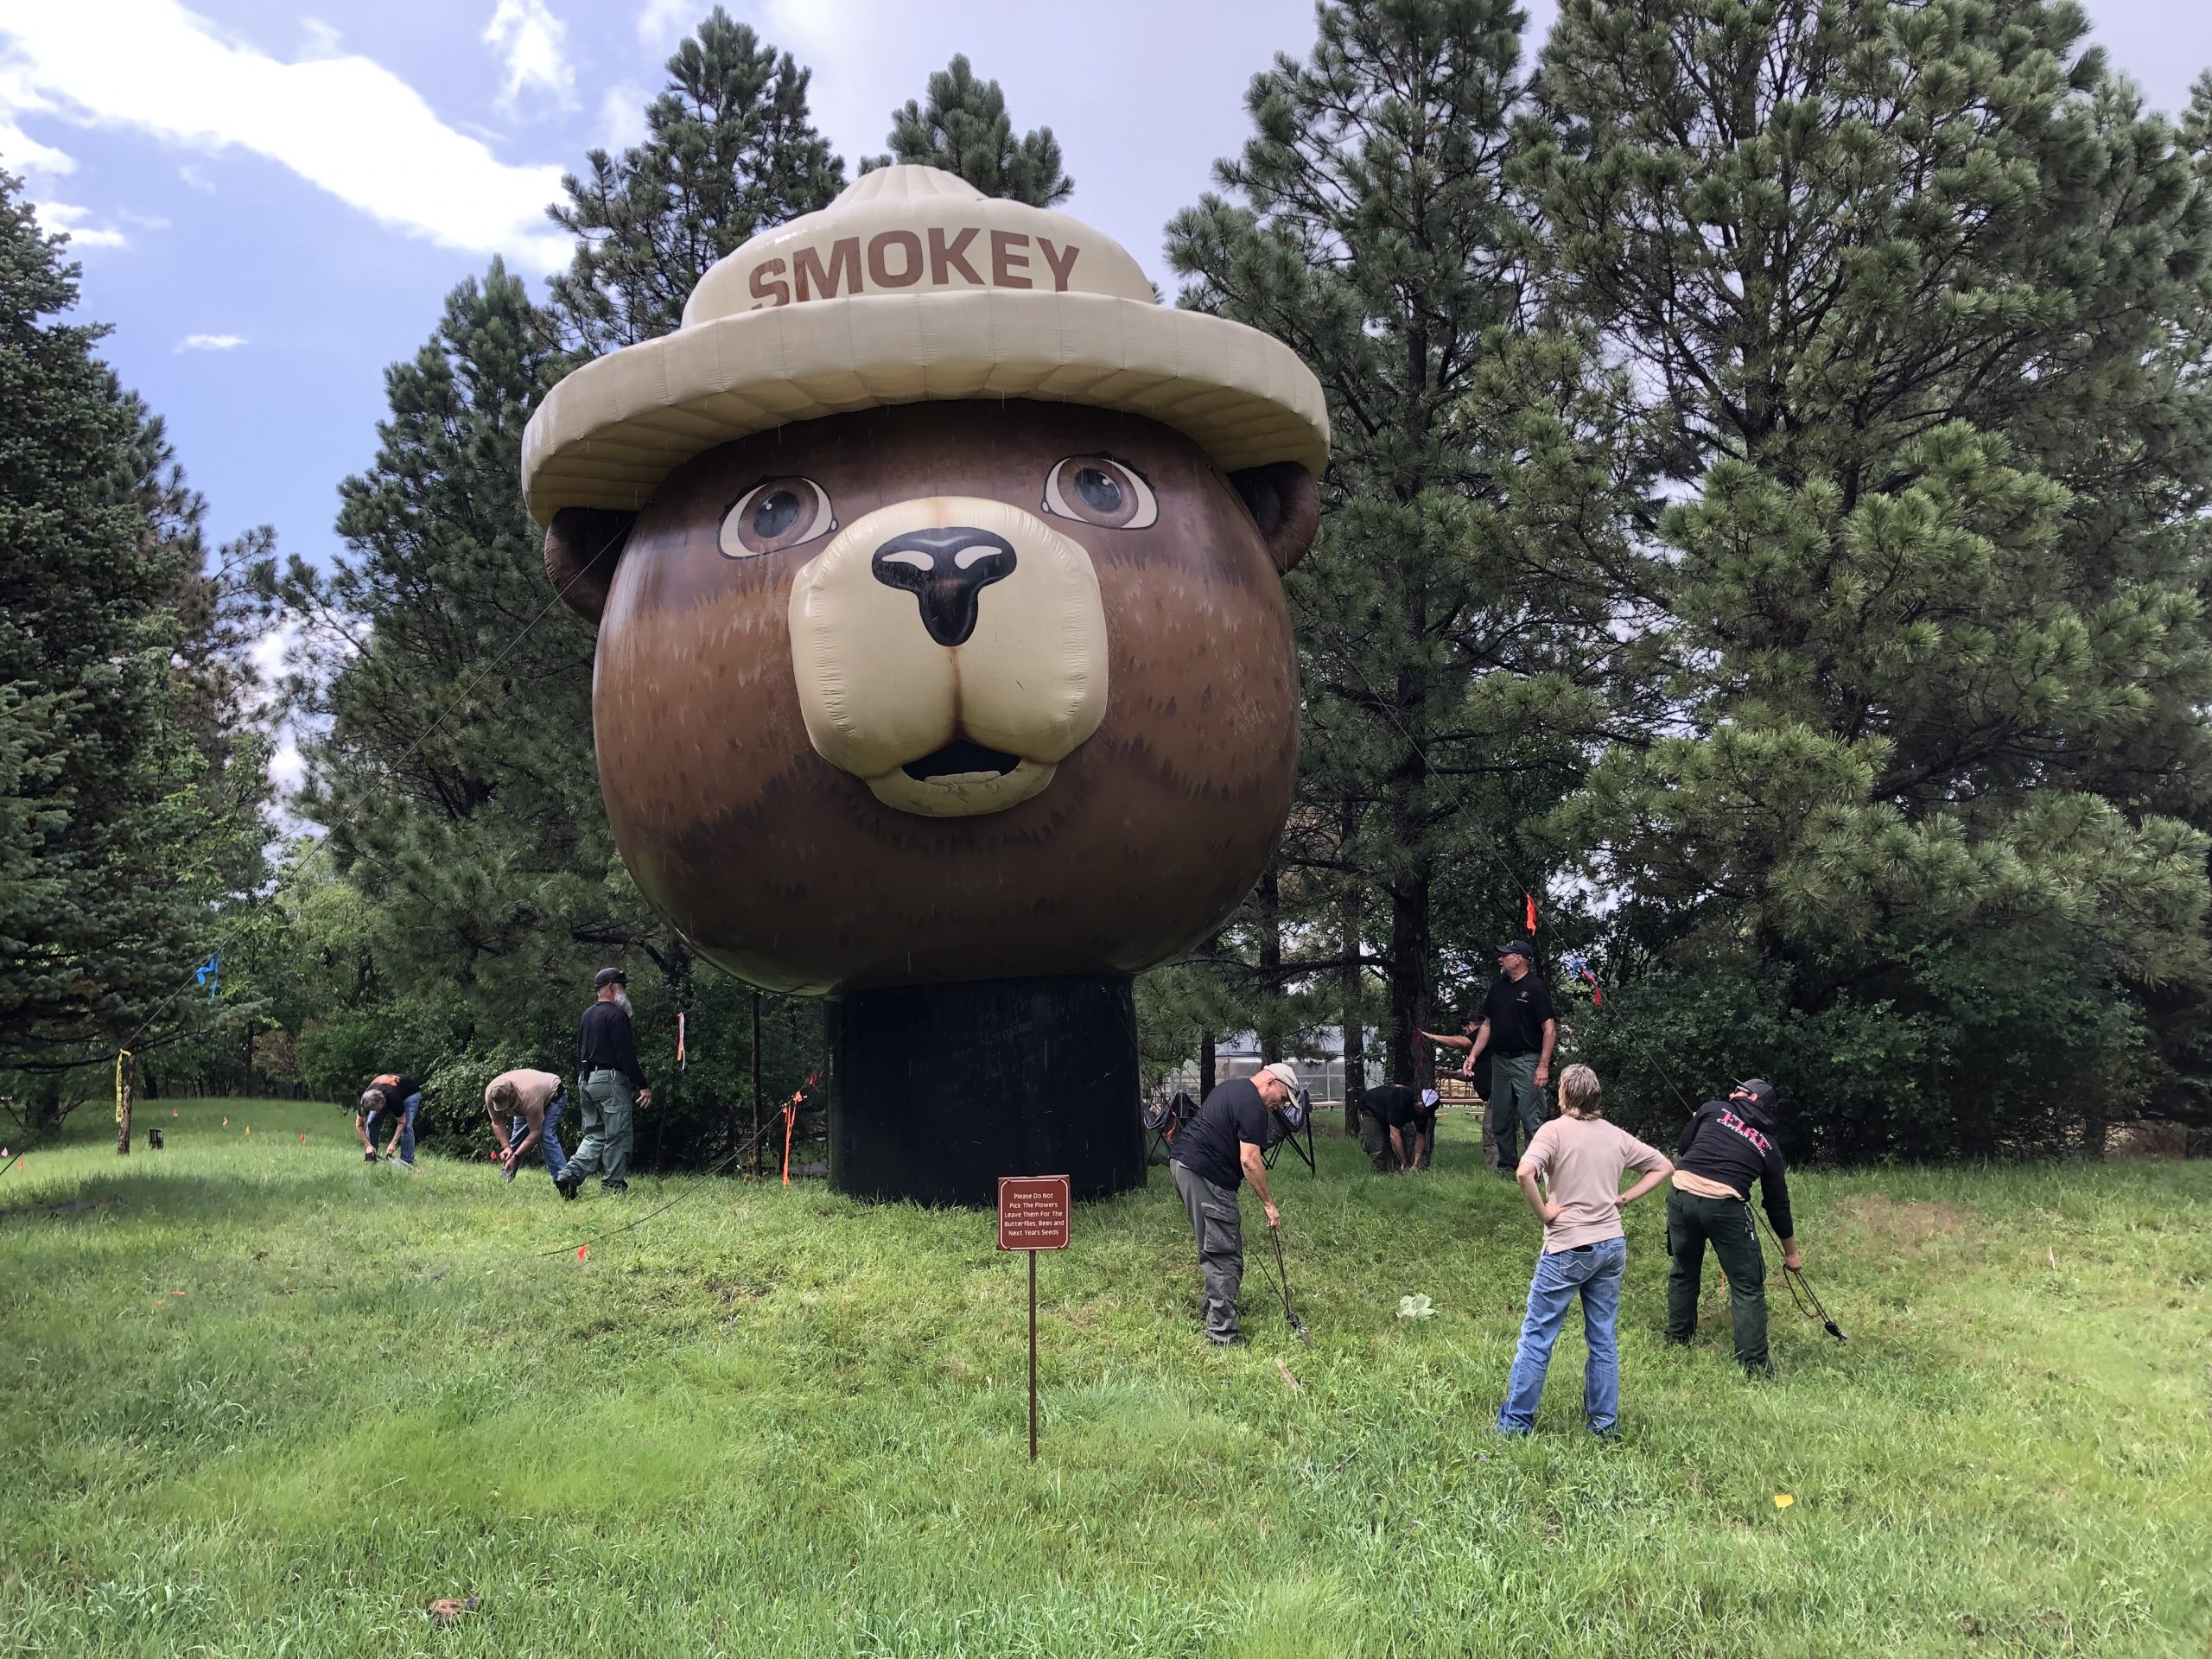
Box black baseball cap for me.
[1497,940,1534,961]
[593,967,629,988]
[1732,1078,1776,1109]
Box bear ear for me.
[544,508,638,624]
[1229,461,1320,575]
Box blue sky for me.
[5,0,2210,596]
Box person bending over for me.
[1665,1078,1802,1375]
[1167,1062,1296,1345]
[356,1072,422,1169]
[1498,1064,1670,1437]
[486,1068,571,1197]
[1358,1083,1440,1173]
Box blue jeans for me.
[513,1090,569,1184]
[370,1095,421,1166]
[1498,1236,1628,1433]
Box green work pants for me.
[1488,1052,1543,1171]
[1665,1186,1769,1371]
[566,1070,636,1191]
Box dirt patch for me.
[1840,1193,1969,1249]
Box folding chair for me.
[1142,1090,1195,1166]
[1262,1087,1318,1174]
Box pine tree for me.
[283,262,614,1042]
[863,54,1072,207]
[0,172,259,1097]
[1168,0,1652,1083]
[1529,0,2212,1153]
[548,8,843,352]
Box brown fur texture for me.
[576,400,1310,994]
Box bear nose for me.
[869,527,1018,648]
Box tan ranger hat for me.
[520,164,1330,525]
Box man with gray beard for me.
[558,968,652,1198]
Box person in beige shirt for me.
[486,1068,572,1198]
[1497,1064,1672,1436]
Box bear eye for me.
[1042,454,1157,531]
[721,476,836,558]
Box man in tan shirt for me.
[486,1068,572,1198]
[1497,1064,1672,1436]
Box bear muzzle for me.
[787,496,1109,818]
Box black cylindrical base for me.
[828,974,1144,1207]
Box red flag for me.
[677,1011,686,1069]
[1524,893,1538,934]
[576,1245,588,1262]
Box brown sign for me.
[997,1175,1071,1252]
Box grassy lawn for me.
[2,1097,2207,1657]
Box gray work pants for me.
[1171,1160,1244,1343]
[566,1070,636,1191]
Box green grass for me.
[2,1099,2207,1657]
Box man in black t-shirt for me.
[1168,1062,1295,1344]
[1462,941,1557,1175]
[355,1073,422,1168]
[1358,1084,1440,1173]
[563,968,652,1198]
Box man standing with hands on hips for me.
[560,968,651,1199]
[1168,1062,1298,1345]
[1461,941,1557,1175]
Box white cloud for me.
[483,0,573,114]
[30,198,127,247]
[178,332,245,351]
[177,162,214,192]
[0,0,571,271]
[596,81,648,154]
[635,0,689,46]
[0,60,71,177]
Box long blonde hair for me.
[1559,1063,1603,1120]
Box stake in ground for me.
[3,1101,2207,1657]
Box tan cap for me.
[1261,1061,1301,1094]
[520,165,1330,525]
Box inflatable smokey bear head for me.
[522,166,1327,999]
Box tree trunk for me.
[1388,872,1432,1090]
[2083,1115,2109,1160]
[1386,702,1433,1089]
[750,990,763,1177]
[1255,862,1283,1065]
[1339,855,1364,1136]
[116,1050,133,1155]
[1198,1030,1217,1100]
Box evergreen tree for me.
[280,262,629,1073]
[1529,0,2212,1153]
[548,8,843,351]
[1168,0,1652,1083]
[0,171,264,1098]
[863,54,1073,207]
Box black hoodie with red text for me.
[1675,1097,1794,1237]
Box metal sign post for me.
[997,1174,1071,1462]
